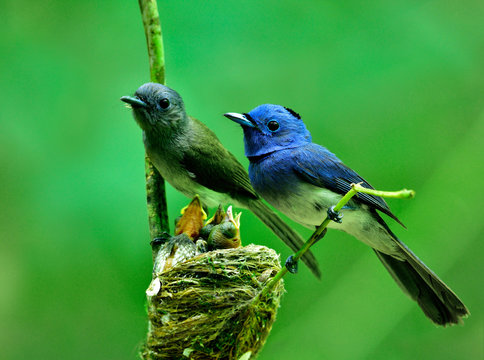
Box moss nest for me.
[141,244,284,360]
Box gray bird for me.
[121,83,321,278]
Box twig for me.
[138,0,170,255]
[138,0,166,83]
[352,183,415,199]
[253,183,415,303]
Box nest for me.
[141,244,284,360]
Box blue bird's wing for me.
[293,144,404,227]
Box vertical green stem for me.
[138,0,166,83]
[138,0,169,250]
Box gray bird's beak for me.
[224,112,256,128]
[120,95,147,108]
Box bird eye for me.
[267,120,279,132]
[159,98,170,109]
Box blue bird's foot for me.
[285,255,299,274]
[327,206,343,223]
[151,232,171,248]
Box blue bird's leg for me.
[285,227,328,274]
[327,205,343,223]
[285,255,299,274]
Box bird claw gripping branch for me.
[327,206,343,223]
[285,255,299,274]
[151,232,171,248]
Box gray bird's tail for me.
[247,199,321,279]
[374,232,469,325]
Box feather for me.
[293,143,405,227]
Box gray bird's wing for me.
[181,117,259,201]
[293,144,404,227]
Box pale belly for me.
[266,182,403,257]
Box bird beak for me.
[120,95,147,108]
[224,112,256,128]
[225,205,241,229]
[205,204,225,226]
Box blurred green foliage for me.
[0,0,482,359]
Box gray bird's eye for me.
[159,98,170,109]
[267,120,279,132]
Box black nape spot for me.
[284,107,301,119]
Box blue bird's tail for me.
[374,216,469,325]
[247,199,321,279]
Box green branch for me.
[138,0,165,83]
[138,0,169,252]
[352,183,415,199]
[253,183,415,303]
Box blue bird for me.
[225,104,469,326]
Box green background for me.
[1,0,483,359]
